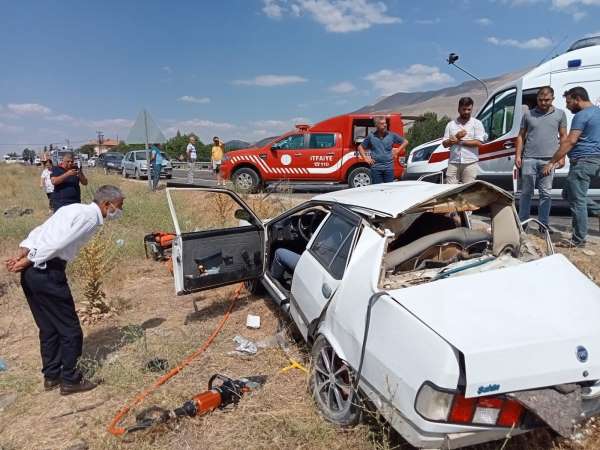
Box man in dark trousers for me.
[51,153,88,211]
[5,185,125,395]
[358,116,408,184]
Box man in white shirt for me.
[5,185,125,395]
[186,136,197,163]
[442,97,486,184]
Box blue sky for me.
[1,0,599,155]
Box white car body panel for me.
[390,253,600,398]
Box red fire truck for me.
[220,113,407,192]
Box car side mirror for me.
[234,208,252,221]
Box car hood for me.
[389,254,600,397]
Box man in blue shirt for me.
[545,86,600,247]
[150,144,163,191]
[358,116,408,184]
[50,153,88,211]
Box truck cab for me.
[220,113,407,192]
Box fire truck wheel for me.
[232,167,261,193]
[347,167,372,188]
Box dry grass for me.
[1,164,600,450]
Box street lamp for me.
[446,53,489,99]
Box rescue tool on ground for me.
[220,113,413,192]
[125,374,267,433]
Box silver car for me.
[121,150,173,180]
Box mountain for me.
[355,69,529,119]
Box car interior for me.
[265,205,330,291]
[377,183,527,290]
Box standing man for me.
[150,144,163,191]
[358,116,408,184]
[211,136,224,186]
[40,160,55,214]
[5,185,125,395]
[515,86,567,231]
[51,153,87,211]
[442,97,486,184]
[544,87,600,247]
[186,136,197,164]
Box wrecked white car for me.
[166,181,600,449]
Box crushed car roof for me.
[312,181,509,217]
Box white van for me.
[403,35,600,201]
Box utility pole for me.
[447,53,489,99]
[96,130,104,156]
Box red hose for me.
[107,283,243,436]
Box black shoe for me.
[60,378,97,396]
[44,377,61,391]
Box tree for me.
[163,133,210,159]
[78,144,96,157]
[405,112,451,152]
[22,148,35,160]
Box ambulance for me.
[220,113,407,192]
[403,35,600,200]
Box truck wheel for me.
[310,335,361,426]
[347,167,372,188]
[232,167,261,193]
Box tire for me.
[122,167,128,178]
[232,167,261,193]
[347,167,372,188]
[244,278,265,295]
[309,335,361,426]
[134,168,140,180]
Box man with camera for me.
[50,153,88,211]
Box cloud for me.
[46,114,77,122]
[262,0,401,33]
[178,95,211,104]
[44,114,133,131]
[164,119,236,136]
[475,17,492,25]
[162,66,173,74]
[262,0,284,18]
[329,81,356,94]
[247,117,310,138]
[585,30,600,37]
[415,18,440,24]
[0,122,24,133]
[233,74,308,87]
[365,64,454,95]
[487,36,553,49]
[7,103,51,115]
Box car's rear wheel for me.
[122,167,128,178]
[347,167,372,188]
[309,335,361,426]
[232,167,261,193]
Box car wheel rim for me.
[236,173,253,190]
[314,343,353,414]
[353,172,371,187]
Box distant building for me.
[89,138,119,155]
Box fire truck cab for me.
[220,113,406,192]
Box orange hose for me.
[107,283,244,436]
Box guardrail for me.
[171,161,212,170]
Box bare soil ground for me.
[1,164,599,450]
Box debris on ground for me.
[229,335,258,355]
[246,314,261,329]
[0,392,18,412]
[145,358,169,373]
[64,439,89,450]
[3,207,33,218]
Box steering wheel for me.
[297,209,324,242]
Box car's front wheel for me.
[232,167,261,193]
[309,335,361,426]
[134,168,140,180]
[347,167,372,188]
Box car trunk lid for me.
[389,254,600,398]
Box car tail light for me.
[416,383,524,428]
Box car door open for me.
[166,188,265,295]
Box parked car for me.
[97,152,124,174]
[165,181,600,449]
[220,113,407,192]
[121,149,173,180]
[87,157,97,167]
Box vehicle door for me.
[268,133,307,180]
[289,206,361,338]
[166,188,266,295]
[123,152,132,174]
[476,85,521,190]
[298,133,343,181]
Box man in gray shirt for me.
[515,86,567,230]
